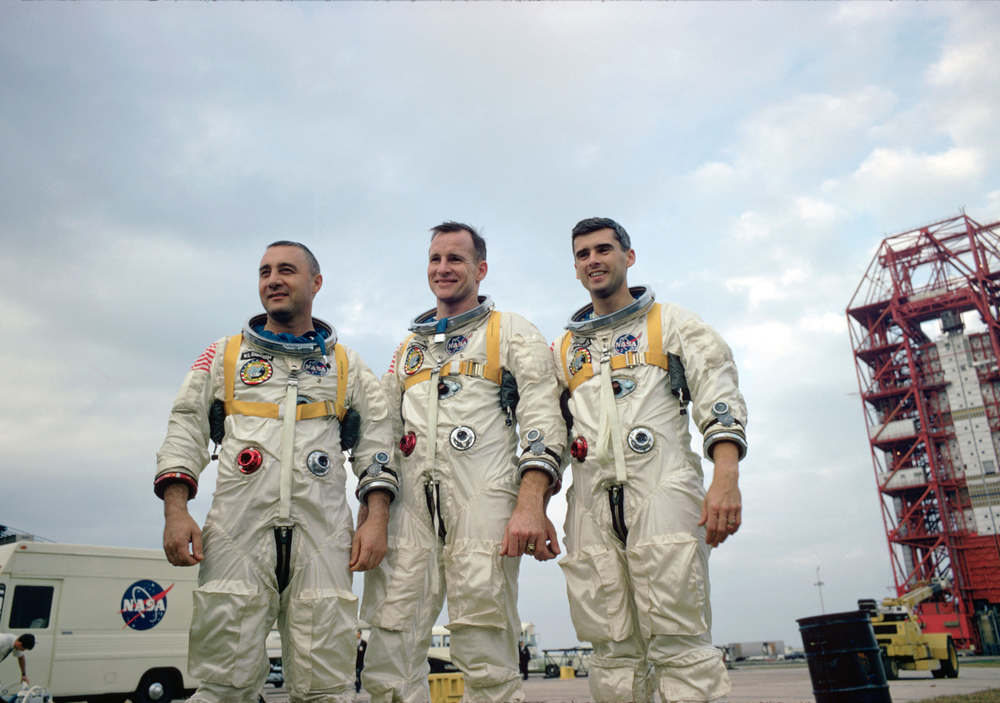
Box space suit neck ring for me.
[409,295,494,336]
[566,286,654,335]
[242,314,337,357]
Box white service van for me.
[0,541,199,702]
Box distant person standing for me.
[518,640,530,680]
[0,633,33,698]
[355,631,367,694]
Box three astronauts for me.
[155,218,746,703]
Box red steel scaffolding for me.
[848,213,1000,653]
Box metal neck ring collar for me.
[409,295,494,336]
[566,286,655,335]
[242,314,337,357]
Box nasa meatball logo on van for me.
[120,579,173,630]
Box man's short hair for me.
[267,241,321,277]
[430,222,487,263]
[16,634,35,650]
[571,217,631,252]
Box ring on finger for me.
[525,543,536,553]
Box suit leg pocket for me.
[559,545,634,643]
[360,536,430,632]
[444,538,507,630]
[285,588,358,693]
[627,534,708,639]
[189,579,270,688]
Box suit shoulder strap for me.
[334,342,348,421]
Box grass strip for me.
[913,690,1000,703]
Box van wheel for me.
[137,670,176,703]
[545,664,560,678]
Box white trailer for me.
[0,541,199,702]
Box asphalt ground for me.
[262,661,1000,703]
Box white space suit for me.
[156,315,395,703]
[361,297,564,703]
[553,288,747,703]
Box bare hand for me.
[501,471,559,560]
[699,442,741,548]
[163,506,205,566]
[533,514,561,562]
[351,493,388,572]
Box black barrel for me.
[797,610,891,703]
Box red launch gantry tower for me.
[848,213,1000,653]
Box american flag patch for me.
[387,340,405,374]
[190,343,217,372]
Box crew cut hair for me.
[267,240,321,277]
[571,217,631,252]
[17,634,35,649]
[430,222,487,263]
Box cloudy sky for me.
[3,2,1000,652]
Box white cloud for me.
[733,211,770,242]
[801,311,847,335]
[927,35,1000,89]
[828,147,986,222]
[727,320,799,371]
[923,10,1000,167]
[733,87,896,177]
[726,268,807,310]
[795,196,840,226]
[726,309,848,379]
[691,161,740,188]
[989,187,1000,212]
[855,147,983,183]
[830,4,894,25]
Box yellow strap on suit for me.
[222,334,348,422]
[561,303,668,395]
[403,311,503,391]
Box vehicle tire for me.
[882,655,899,681]
[939,637,959,679]
[545,664,560,679]
[137,670,176,703]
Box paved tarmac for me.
[264,662,1000,703]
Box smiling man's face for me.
[573,228,634,301]
[427,230,487,315]
[258,245,321,328]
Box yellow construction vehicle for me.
[858,580,959,680]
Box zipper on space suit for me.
[274,366,299,594]
[608,484,629,544]
[274,526,293,594]
[424,480,448,541]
